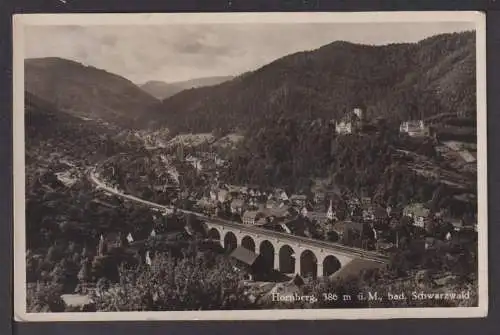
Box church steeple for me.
[326,200,334,221]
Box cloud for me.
[23,21,475,84]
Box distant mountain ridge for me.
[25,57,159,127]
[140,76,235,100]
[146,31,476,134]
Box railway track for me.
[89,170,389,264]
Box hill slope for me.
[140,76,235,100]
[148,32,476,134]
[25,57,159,127]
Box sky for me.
[24,21,475,84]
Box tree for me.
[77,259,91,283]
[26,282,66,313]
[91,252,252,311]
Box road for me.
[89,170,389,264]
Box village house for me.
[290,194,308,207]
[201,151,217,161]
[97,232,125,256]
[362,209,375,222]
[265,199,280,209]
[458,150,477,164]
[263,205,292,223]
[185,155,202,171]
[445,216,477,233]
[196,197,218,216]
[399,120,430,137]
[306,211,328,225]
[229,247,267,281]
[361,197,372,208]
[209,189,217,202]
[372,205,389,225]
[376,240,397,253]
[61,294,94,311]
[284,217,312,237]
[445,217,465,232]
[217,189,230,203]
[424,237,446,251]
[275,189,289,202]
[230,199,245,214]
[403,203,431,228]
[346,197,361,209]
[330,221,364,244]
[247,197,260,210]
[313,191,325,205]
[242,211,267,225]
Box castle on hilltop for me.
[335,107,364,135]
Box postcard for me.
[13,11,487,321]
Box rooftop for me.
[242,210,264,220]
[231,199,245,207]
[330,258,385,280]
[61,294,92,307]
[403,203,430,218]
[230,246,259,266]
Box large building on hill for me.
[399,120,430,137]
[335,108,364,135]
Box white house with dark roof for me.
[290,194,307,207]
[403,203,431,228]
[242,211,266,225]
[399,120,430,137]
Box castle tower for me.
[353,107,363,120]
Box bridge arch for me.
[300,249,318,279]
[259,240,275,271]
[199,222,210,237]
[241,236,256,252]
[322,255,342,277]
[207,228,221,244]
[279,244,296,274]
[224,231,238,253]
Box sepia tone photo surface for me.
[13,12,487,321]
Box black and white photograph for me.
[13,12,487,321]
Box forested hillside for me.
[220,114,476,218]
[149,31,475,134]
[25,57,159,127]
[140,76,235,100]
[25,92,134,163]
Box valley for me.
[23,31,479,312]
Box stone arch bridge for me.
[203,220,388,279]
[89,170,388,278]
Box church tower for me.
[326,200,335,221]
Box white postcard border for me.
[12,11,488,321]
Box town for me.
[64,106,477,311]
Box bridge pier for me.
[317,264,323,278]
[203,222,382,279]
[295,259,301,277]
